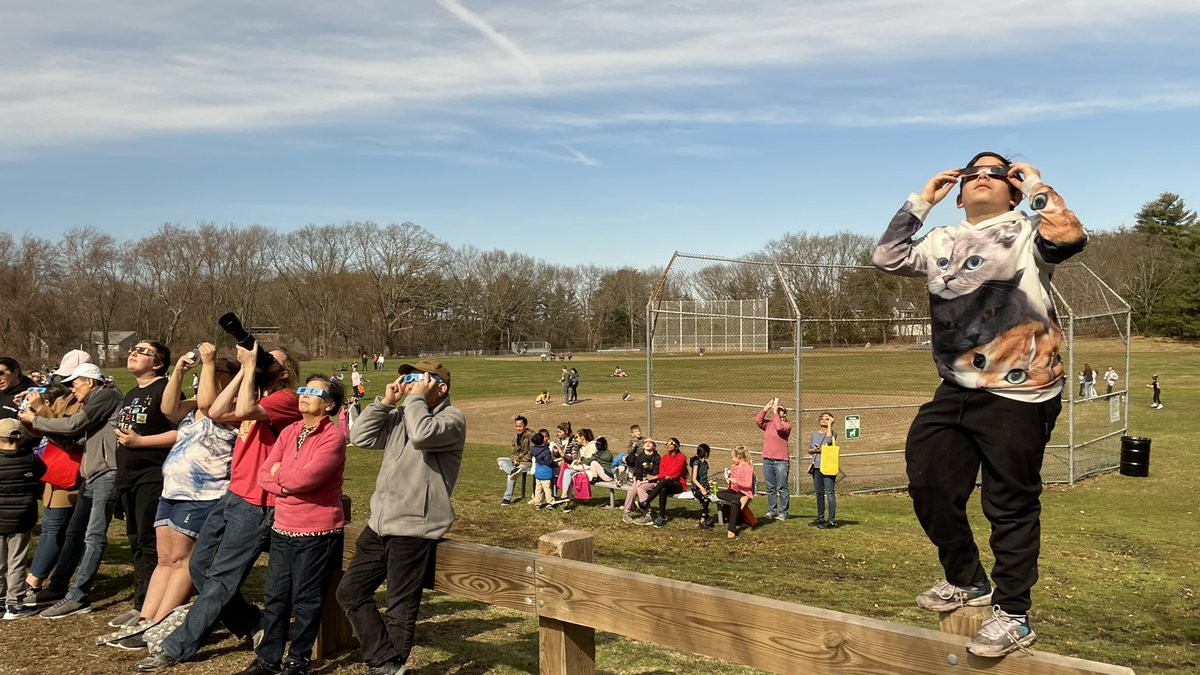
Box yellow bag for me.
[820,443,840,476]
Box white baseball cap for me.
[61,363,105,383]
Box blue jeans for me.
[497,459,531,501]
[762,458,790,517]
[161,492,272,662]
[53,471,117,602]
[257,530,343,668]
[813,471,836,522]
[28,505,74,581]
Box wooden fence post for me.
[313,495,356,659]
[538,530,596,675]
[939,605,992,638]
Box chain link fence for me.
[645,253,1131,496]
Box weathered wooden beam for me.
[535,555,1134,675]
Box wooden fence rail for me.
[320,526,1134,675]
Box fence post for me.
[538,530,595,675]
[938,605,991,638]
[313,495,355,659]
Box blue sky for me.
[2,1,1199,268]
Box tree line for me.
[1,192,1194,362]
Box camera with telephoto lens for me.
[218,312,277,370]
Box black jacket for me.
[0,447,46,534]
[0,376,35,420]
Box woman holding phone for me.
[808,412,838,529]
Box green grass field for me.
[39,343,1200,672]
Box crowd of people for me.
[0,345,463,675]
[494,404,847,538]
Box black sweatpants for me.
[906,381,1061,615]
[336,527,437,669]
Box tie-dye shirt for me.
[161,410,238,501]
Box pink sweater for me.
[729,462,754,496]
[755,410,793,461]
[258,416,347,534]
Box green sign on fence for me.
[845,415,860,439]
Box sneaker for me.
[699,522,715,532]
[110,633,148,651]
[562,502,575,514]
[916,579,993,612]
[29,588,65,607]
[808,518,825,527]
[3,605,37,620]
[280,661,310,675]
[819,519,838,529]
[653,517,666,528]
[234,658,282,675]
[766,512,778,520]
[640,514,654,526]
[965,606,1037,657]
[109,608,141,628]
[135,651,179,671]
[40,597,92,619]
[507,467,523,478]
[500,498,512,507]
[622,513,634,524]
[776,514,788,521]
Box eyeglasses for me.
[129,346,157,357]
[296,386,331,400]
[401,373,444,385]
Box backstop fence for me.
[644,252,1131,495]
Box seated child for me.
[535,390,551,405]
[690,443,714,531]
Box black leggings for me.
[717,489,746,533]
[643,480,683,515]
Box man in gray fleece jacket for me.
[19,363,122,614]
[337,360,465,675]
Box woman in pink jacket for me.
[238,375,347,675]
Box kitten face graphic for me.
[954,321,1063,390]
[926,221,1022,299]
[930,270,1042,357]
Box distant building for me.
[89,330,138,366]
[889,301,930,340]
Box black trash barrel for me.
[1119,436,1151,477]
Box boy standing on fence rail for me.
[872,151,1086,657]
[337,360,465,675]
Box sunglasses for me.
[957,165,1018,184]
[129,346,158,357]
[401,373,444,385]
[295,386,331,400]
[0,370,13,377]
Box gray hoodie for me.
[31,386,122,482]
[350,393,466,539]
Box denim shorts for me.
[154,497,218,538]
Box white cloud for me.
[1,0,1199,152]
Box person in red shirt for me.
[638,437,689,528]
[238,375,347,675]
[138,343,300,672]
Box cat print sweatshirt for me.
[872,177,1086,403]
